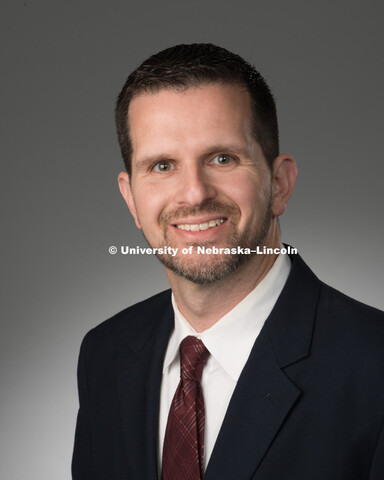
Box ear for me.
[117,171,142,229]
[271,154,298,217]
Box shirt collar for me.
[163,252,291,380]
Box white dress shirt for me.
[158,253,291,471]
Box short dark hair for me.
[115,43,279,175]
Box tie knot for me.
[179,336,209,382]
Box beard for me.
[142,196,273,285]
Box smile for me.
[175,218,226,231]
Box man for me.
[72,44,384,479]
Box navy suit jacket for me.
[72,253,384,479]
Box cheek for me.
[227,181,271,228]
[225,177,266,209]
[133,186,168,226]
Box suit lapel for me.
[204,253,322,479]
[204,327,301,480]
[115,292,174,480]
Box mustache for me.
[159,200,240,226]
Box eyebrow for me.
[135,144,252,170]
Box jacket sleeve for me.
[72,333,94,480]
[369,416,384,479]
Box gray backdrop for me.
[1,1,383,478]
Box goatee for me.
[142,198,273,285]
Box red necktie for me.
[162,336,210,480]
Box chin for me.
[157,251,249,285]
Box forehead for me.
[127,83,255,161]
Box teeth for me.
[176,218,225,231]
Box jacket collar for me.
[115,291,174,480]
[266,251,320,368]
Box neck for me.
[166,220,281,332]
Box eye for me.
[153,161,174,172]
[211,154,236,165]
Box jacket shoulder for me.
[317,282,384,358]
[80,289,172,355]
[319,282,384,324]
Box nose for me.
[174,163,217,207]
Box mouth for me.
[174,217,227,232]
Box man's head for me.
[116,44,297,285]
[115,43,279,177]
